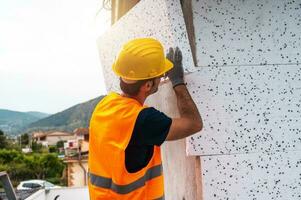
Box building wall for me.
[46,134,75,146]
[67,161,88,187]
[33,131,76,146]
[97,0,301,199]
[80,140,89,152]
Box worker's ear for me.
[140,80,153,93]
[146,80,153,89]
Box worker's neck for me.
[121,93,147,105]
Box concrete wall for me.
[97,0,301,199]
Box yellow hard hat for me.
[112,38,173,80]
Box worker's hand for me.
[166,47,185,88]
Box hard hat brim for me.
[164,58,174,74]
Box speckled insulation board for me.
[192,0,301,67]
[186,64,301,155]
[201,151,301,200]
[189,1,301,199]
[97,0,195,93]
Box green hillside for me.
[26,111,50,119]
[0,109,49,135]
[27,96,104,133]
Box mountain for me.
[27,96,105,133]
[0,109,49,136]
[26,111,50,119]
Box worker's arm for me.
[166,85,202,140]
[165,47,203,141]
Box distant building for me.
[31,128,90,187]
[32,131,75,147]
[73,128,89,142]
[21,147,32,154]
[63,128,89,187]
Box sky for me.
[0,0,111,114]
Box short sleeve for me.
[129,107,172,146]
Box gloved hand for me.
[166,47,185,88]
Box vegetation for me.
[31,141,43,153]
[20,133,29,147]
[0,130,7,148]
[56,140,65,149]
[0,149,65,186]
[0,129,66,187]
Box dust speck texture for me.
[193,0,301,67]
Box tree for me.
[0,149,66,186]
[0,149,33,185]
[4,138,21,151]
[20,133,29,147]
[49,146,58,153]
[32,141,43,153]
[23,154,45,179]
[0,149,20,164]
[41,154,64,178]
[0,129,7,148]
[23,153,64,179]
[56,140,65,149]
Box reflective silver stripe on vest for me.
[88,164,162,195]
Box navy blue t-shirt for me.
[125,107,172,173]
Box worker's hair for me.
[120,78,155,96]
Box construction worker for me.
[88,38,202,200]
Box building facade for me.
[32,131,75,146]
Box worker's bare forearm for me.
[174,84,203,131]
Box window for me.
[22,183,32,188]
[31,183,42,189]
[22,183,42,189]
[44,182,54,187]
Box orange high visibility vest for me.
[88,92,164,200]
